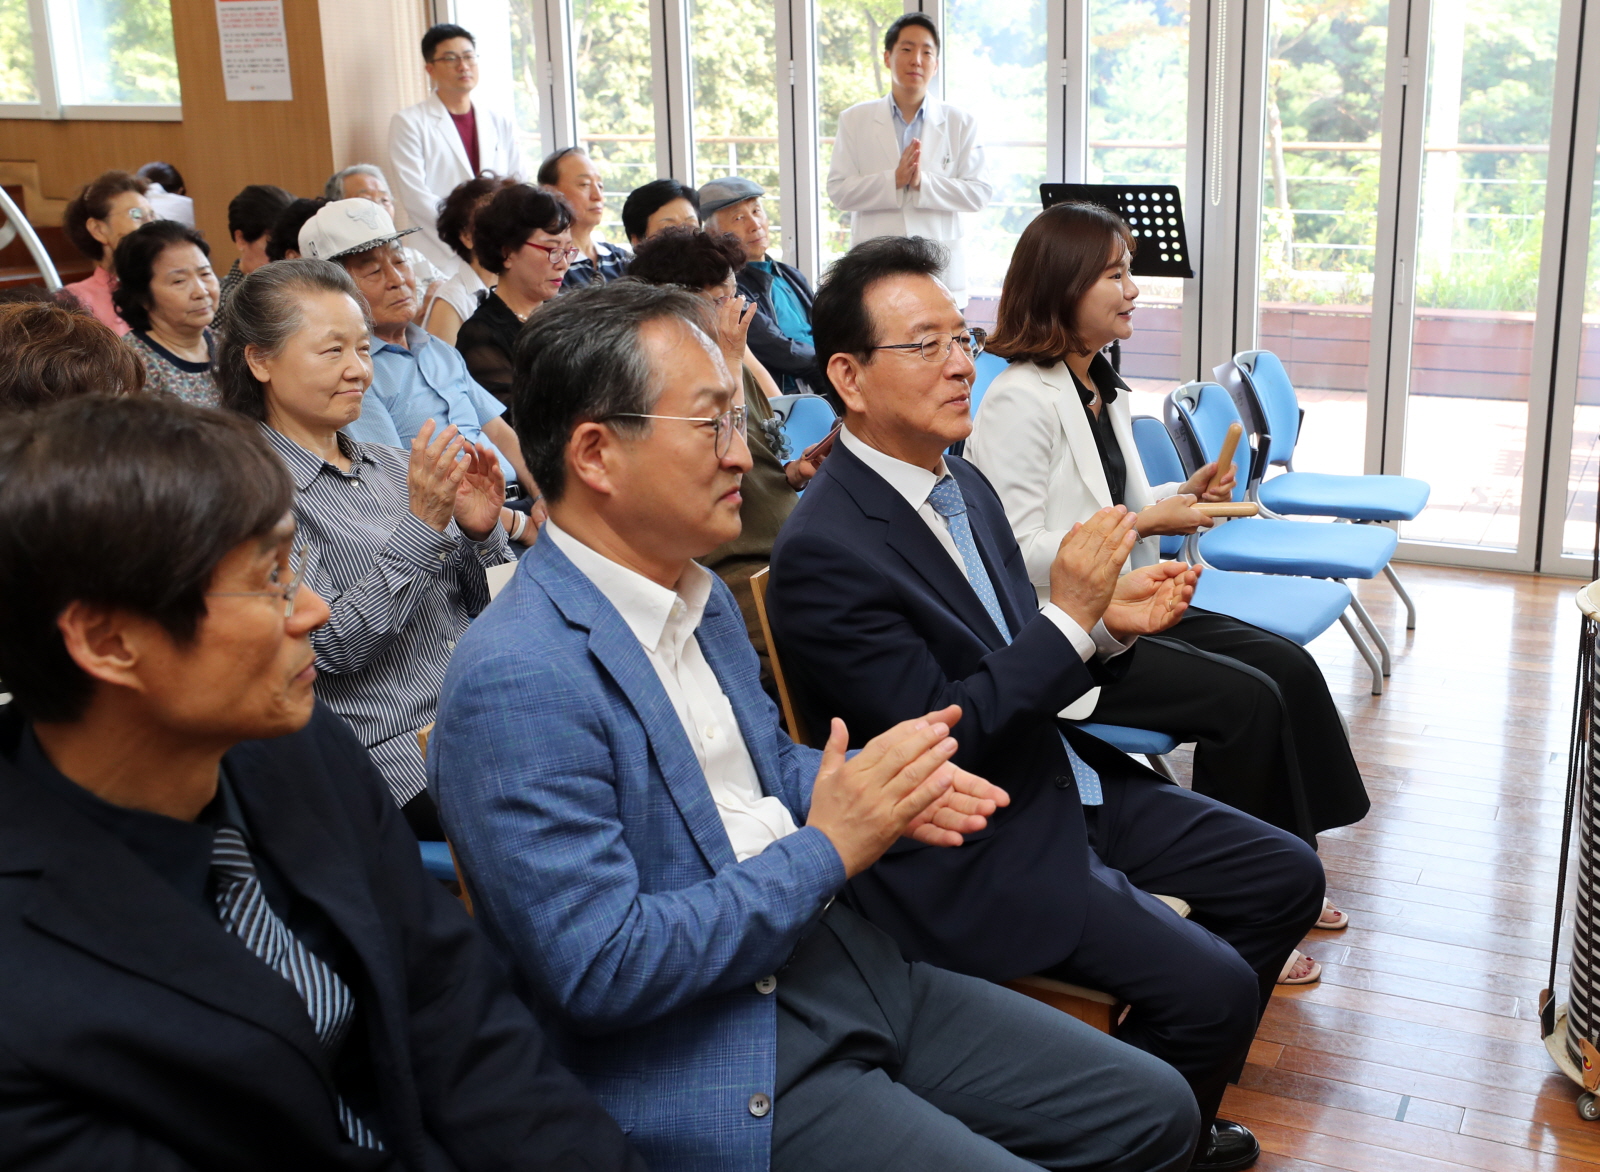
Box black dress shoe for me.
[1190,1119,1260,1171]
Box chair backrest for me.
[970,351,1007,419]
[748,567,810,745]
[1232,349,1300,467]
[1130,416,1188,557]
[1166,382,1251,504]
[416,723,475,916]
[778,394,838,456]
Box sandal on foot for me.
[1277,949,1321,985]
[1316,898,1349,931]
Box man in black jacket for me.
[0,396,643,1172]
[700,176,822,396]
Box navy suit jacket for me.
[768,442,1150,980]
[0,703,642,1172]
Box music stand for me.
[1038,183,1194,279]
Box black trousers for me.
[1088,607,1369,841]
[773,904,1199,1172]
[1043,772,1326,1135]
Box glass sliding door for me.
[463,0,544,165]
[1396,0,1560,550]
[1254,0,1386,477]
[1088,0,1189,398]
[1558,105,1600,561]
[689,0,784,256]
[571,0,656,239]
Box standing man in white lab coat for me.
[827,13,991,306]
[389,23,526,277]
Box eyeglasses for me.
[208,545,308,618]
[122,207,155,224]
[604,405,748,459]
[431,51,478,65]
[523,240,582,265]
[871,328,987,364]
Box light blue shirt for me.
[890,94,926,153]
[747,260,813,348]
[346,322,515,483]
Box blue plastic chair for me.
[1166,382,1396,694]
[773,394,838,456]
[970,351,1007,420]
[1074,723,1180,779]
[1218,349,1430,631]
[418,840,457,883]
[1131,415,1353,648]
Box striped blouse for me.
[261,426,512,806]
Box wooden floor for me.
[1177,562,1599,1170]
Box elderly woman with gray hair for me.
[216,257,526,838]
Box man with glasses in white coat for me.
[389,23,527,277]
[827,13,992,307]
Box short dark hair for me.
[111,220,213,333]
[987,201,1134,365]
[512,281,711,503]
[812,235,947,397]
[215,259,371,421]
[626,226,745,289]
[62,170,150,261]
[0,301,145,411]
[621,179,700,243]
[137,161,185,193]
[0,396,293,721]
[436,172,520,264]
[884,12,939,53]
[228,184,295,244]
[536,146,587,188]
[423,22,474,60]
[473,184,574,275]
[267,197,326,262]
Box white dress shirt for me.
[838,427,1129,669]
[545,523,799,862]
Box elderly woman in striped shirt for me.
[216,258,529,840]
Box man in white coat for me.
[389,23,526,277]
[827,14,992,306]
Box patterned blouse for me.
[124,330,219,408]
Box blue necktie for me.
[925,475,1103,806]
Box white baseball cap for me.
[299,198,419,261]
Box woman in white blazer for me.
[827,16,991,305]
[388,26,526,277]
[966,201,1365,963]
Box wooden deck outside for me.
[1169,562,1596,1169]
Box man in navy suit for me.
[0,397,642,1171]
[767,236,1327,1172]
[431,281,1202,1171]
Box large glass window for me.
[816,0,902,272]
[1560,119,1600,558]
[0,0,36,103]
[461,0,543,165]
[1399,0,1560,549]
[1253,0,1386,477]
[943,0,1048,298]
[572,0,656,240]
[689,0,783,256]
[1088,0,1189,392]
[45,0,178,106]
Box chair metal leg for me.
[1146,753,1177,781]
[1339,611,1384,695]
[1381,561,1418,630]
[1347,590,1392,676]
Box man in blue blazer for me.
[431,281,1202,1172]
[0,398,641,1171]
[766,237,1327,1172]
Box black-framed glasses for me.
[431,51,478,65]
[871,328,986,364]
[604,405,748,459]
[207,544,308,619]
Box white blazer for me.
[388,95,526,275]
[827,95,992,304]
[966,359,1185,720]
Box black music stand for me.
[1039,183,1194,279]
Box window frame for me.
[2,0,183,121]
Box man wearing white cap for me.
[298,198,537,498]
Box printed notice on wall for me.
[215,0,293,101]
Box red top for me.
[449,106,481,175]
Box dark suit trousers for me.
[1087,608,1369,841]
[772,904,1199,1172]
[1043,774,1325,1134]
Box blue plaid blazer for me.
[430,535,844,1172]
